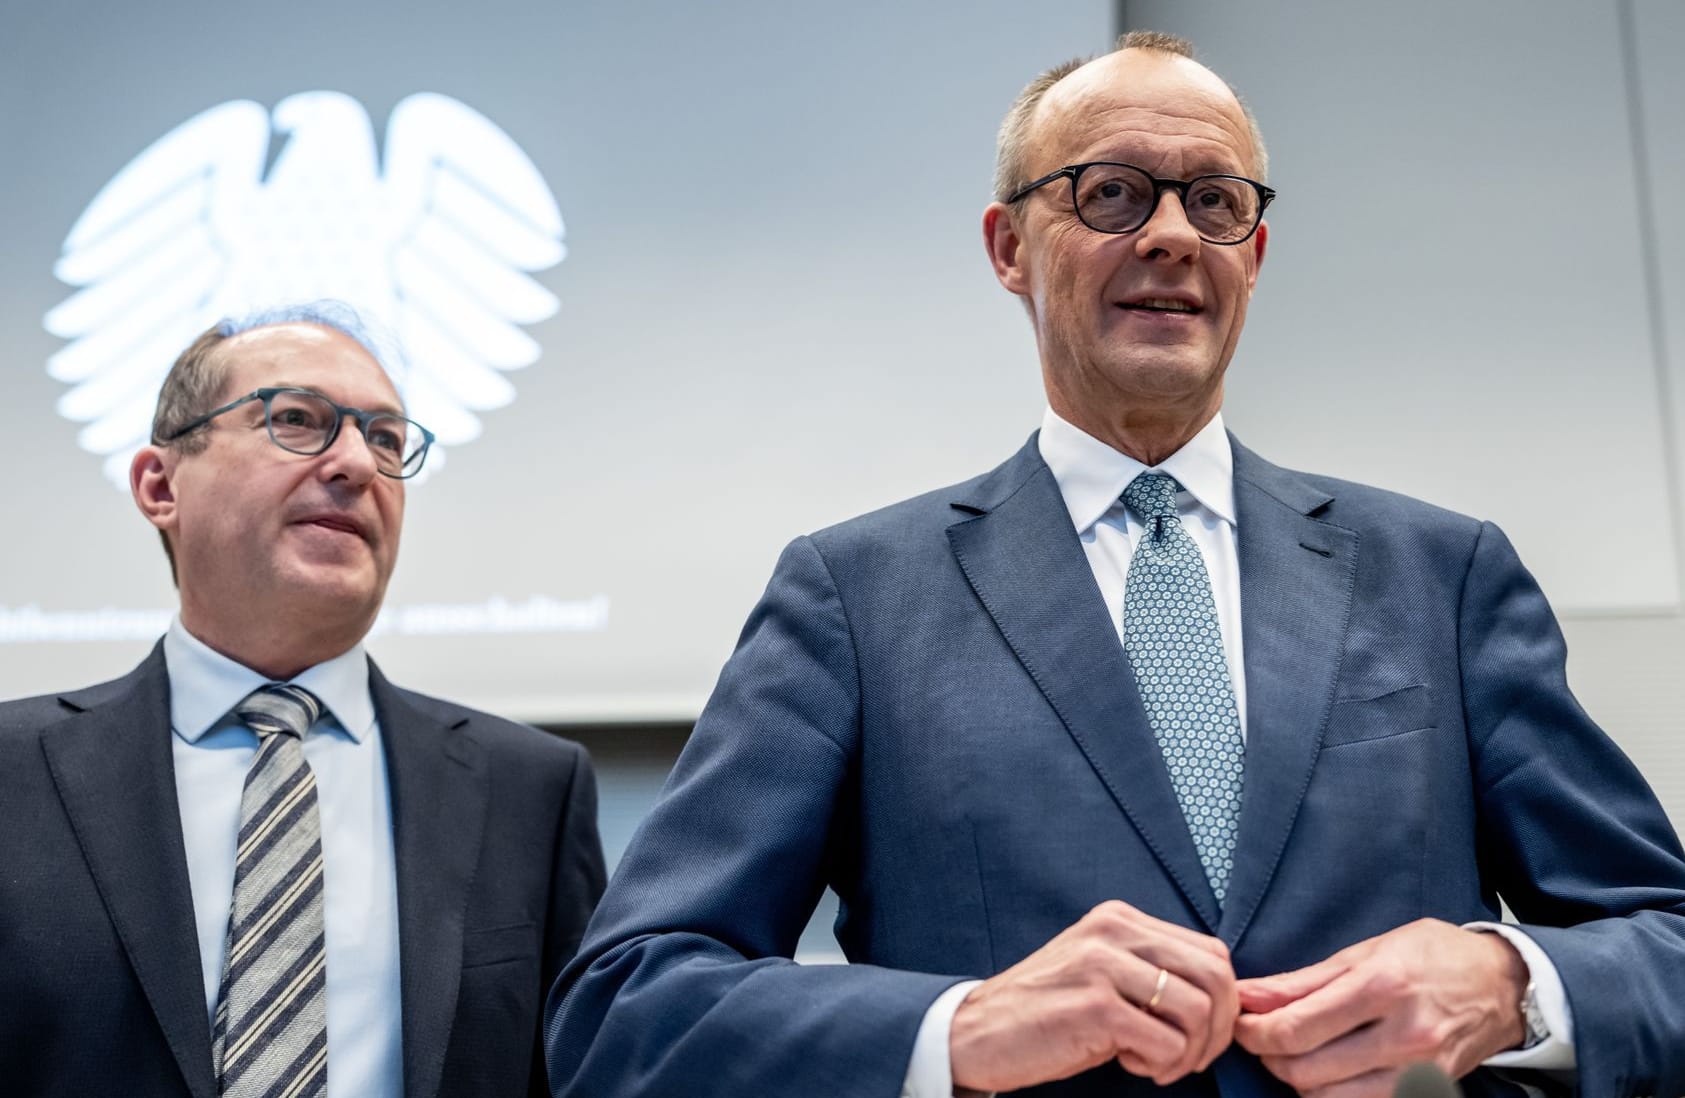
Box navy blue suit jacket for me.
[0,644,606,1098]
[546,436,1685,1097]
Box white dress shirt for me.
[901,409,1573,1097]
[166,618,403,1098]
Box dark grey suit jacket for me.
[547,435,1685,1098]
[0,643,606,1098]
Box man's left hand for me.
[1233,918,1529,1097]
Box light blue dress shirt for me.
[165,618,403,1098]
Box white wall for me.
[1129,0,1685,829]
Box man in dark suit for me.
[545,32,1685,1098]
[0,302,605,1098]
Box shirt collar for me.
[163,616,376,744]
[1038,406,1237,535]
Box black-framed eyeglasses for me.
[160,387,435,479]
[1007,161,1275,245]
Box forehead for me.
[216,323,402,410]
[1030,50,1255,176]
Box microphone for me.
[1393,1063,1462,1098]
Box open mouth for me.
[1119,297,1202,315]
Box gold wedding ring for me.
[1144,967,1169,1013]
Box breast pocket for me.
[1289,683,1443,930]
[1322,684,1436,748]
[461,921,538,969]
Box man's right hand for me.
[949,900,1237,1092]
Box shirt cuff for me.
[901,980,987,1098]
[1465,921,1576,1070]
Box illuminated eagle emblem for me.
[44,91,565,486]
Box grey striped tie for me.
[212,684,329,1098]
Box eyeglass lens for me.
[266,390,426,475]
[1074,164,1261,243]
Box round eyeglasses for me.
[160,387,435,479]
[1007,162,1275,245]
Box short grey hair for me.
[993,30,1270,204]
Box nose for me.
[316,415,381,486]
[1133,188,1201,262]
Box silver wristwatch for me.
[1519,979,1549,1049]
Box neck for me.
[179,602,368,681]
[1052,397,1219,466]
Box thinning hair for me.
[150,300,395,453]
[993,30,1270,204]
[147,299,397,582]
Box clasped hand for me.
[1234,918,1529,1097]
[949,900,1236,1092]
[950,908,1527,1096]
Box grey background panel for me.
[1635,0,1685,575]
[1560,615,1685,838]
[0,0,1109,717]
[1129,0,1681,614]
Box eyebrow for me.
[269,381,406,419]
[1094,158,1250,179]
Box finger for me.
[1132,936,1238,1062]
[1078,903,1236,1075]
[1130,935,1233,998]
[1117,1050,1154,1078]
[1083,949,1208,1083]
[1086,899,1233,959]
[1161,957,1235,1075]
[1124,963,1213,1081]
[1076,910,1230,1013]
[1237,980,1302,1014]
[1103,996,1191,1084]
[1200,986,1237,1074]
[1278,1003,1470,1092]
[1118,1046,1196,1088]
[1237,954,1348,1011]
[1233,968,1387,1057]
[1118,936,1240,1071]
[1303,1066,1399,1098]
[1258,1018,1411,1093]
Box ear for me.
[983,202,1031,297]
[131,445,178,533]
[1246,220,1268,291]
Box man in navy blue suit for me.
[0,304,605,1097]
[545,33,1685,1098]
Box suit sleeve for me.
[1459,521,1685,1097]
[542,536,964,1098]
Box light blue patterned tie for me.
[1121,473,1245,905]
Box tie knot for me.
[1122,473,1182,523]
[235,684,322,740]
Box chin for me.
[1102,354,1222,404]
[277,562,382,615]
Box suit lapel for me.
[948,438,1221,929]
[373,665,487,1098]
[40,644,216,1098]
[1218,439,1359,947]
